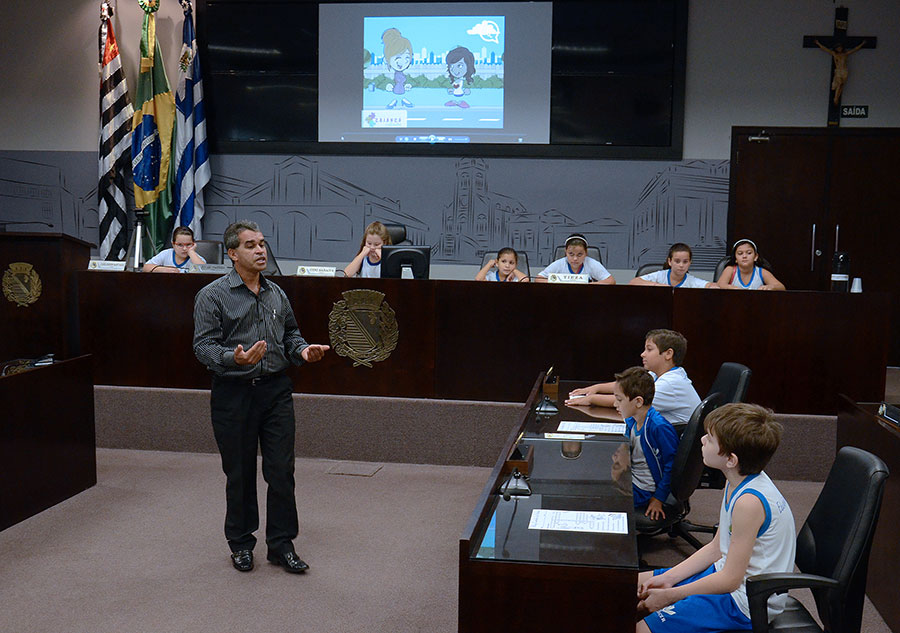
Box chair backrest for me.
[553,245,602,264]
[634,263,663,278]
[480,251,531,279]
[796,446,889,633]
[707,362,752,403]
[714,255,775,283]
[713,256,730,282]
[263,242,281,276]
[383,223,407,245]
[193,240,224,265]
[667,392,725,503]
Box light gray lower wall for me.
[94,386,835,480]
[94,386,521,468]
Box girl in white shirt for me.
[536,233,615,284]
[344,221,392,278]
[717,239,786,290]
[630,243,717,289]
[475,247,529,282]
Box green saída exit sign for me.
[841,105,869,118]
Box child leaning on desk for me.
[566,329,701,427]
[534,233,615,284]
[474,247,529,282]
[344,221,392,278]
[636,403,795,633]
[612,367,679,521]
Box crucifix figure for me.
[803,6,876,126]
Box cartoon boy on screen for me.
[445,45,476,108]
[382,28,413,109]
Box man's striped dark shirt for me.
[193,268,309,378]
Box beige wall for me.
[1,0,899,156]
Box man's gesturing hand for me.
[234,341,267,365]
[301,344,330,363]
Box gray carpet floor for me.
[0,448,892,633]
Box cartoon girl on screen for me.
[382,28,413,109]
[445,45,476,108]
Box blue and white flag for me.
[173,0,210,237]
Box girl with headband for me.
[536,233,615,284]
[716,239,785,290]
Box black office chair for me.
[699,363,752,491]
[709,362,752,404]
[553,245,602,263]
[480,251,530,279]
[383,223,407,245]
[193,240,224,265]
[263,242,281,276]
[634,263,663,278]
[635,392,725,550]
[713,255,730,282]
[733,446,889,633]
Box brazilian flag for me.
[131,0,175,253]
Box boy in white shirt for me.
[566,329,701,426]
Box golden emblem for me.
[2,262,42,307]
[328,289,398,367]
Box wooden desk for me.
[0,355,96,531]
[836,396,900,633]
[76,272,889,414]
[2,232,91,361]
[458,377,637,633]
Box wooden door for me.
[829,132,900,363]
[729,128,830,290]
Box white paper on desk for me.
[557,421,626,435]
[528,509,628,534]
[544,432,585,440]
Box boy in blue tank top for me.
[635,403,796,633]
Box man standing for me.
[193,220,329,573]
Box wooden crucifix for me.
[803,6,876,126]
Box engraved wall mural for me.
[0,151,729,270]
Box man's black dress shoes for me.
[267,550,309,573]
[231,549,254,572]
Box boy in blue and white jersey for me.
[636,403,796,633]
[614,367,679,522]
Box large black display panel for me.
[197,0,686,158]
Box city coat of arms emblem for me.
[2,262,42,307]
[328,289,398,367]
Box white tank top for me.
[360,256,381,278]
[714,471,796,620]
[729,266,764,289]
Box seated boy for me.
[614,367,679,521]
[567,329,701,426]
[635,403,796,633]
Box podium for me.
[0,355,96,531]
[0,232,92,362]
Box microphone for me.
[500,467,532,501]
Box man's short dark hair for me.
[224,220,261,250]
[614,366,655,406]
